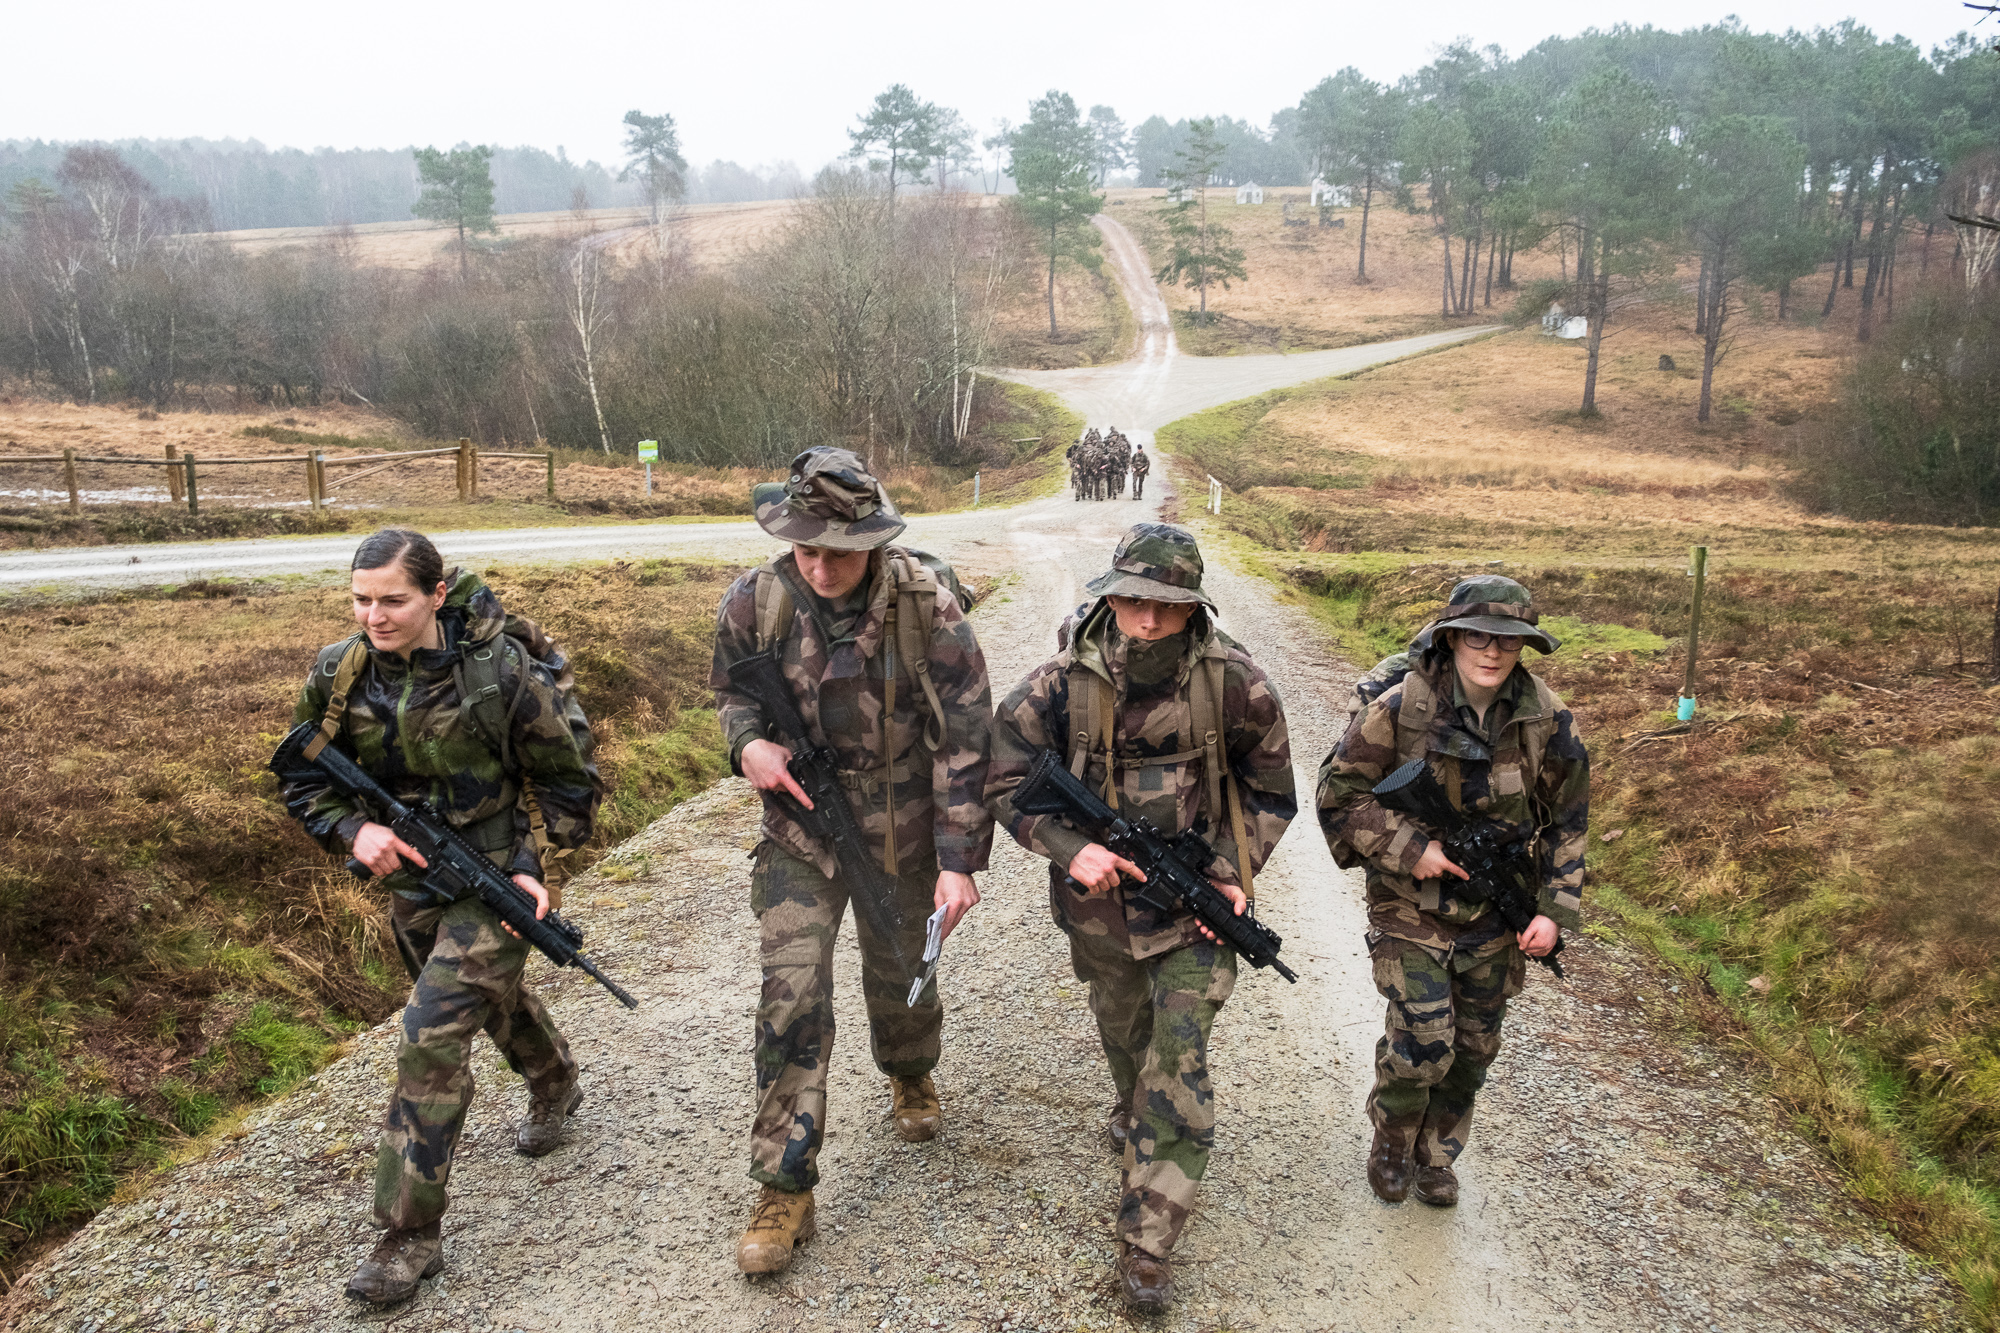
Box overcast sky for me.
[4,0,1987,173]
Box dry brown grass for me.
[0,380,1077,548]
[1105,188,1562,354]
[214,200,808,273]
[987,258,1131,370]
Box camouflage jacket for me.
[282,571,602,892]
[709,546,994,878]
[986,600,1296,960]
[1316,654,1589,954]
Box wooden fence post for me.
[305,451,321,509]
[165,444,183,502]
[184,454,198,516]
[456,439,470,502]
[62,447,80,515]
[315,452,328,507]
[545,451,555,499]
[468,442,479,500]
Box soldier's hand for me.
[501,874,551,940]
[1194,878,1248,943]
[742,739,812,810]
[352,821,426,877]
[934,871,981,940]
[1068,843,1144,894]
[1518,914,1560,957]
[1410,841,1470,883]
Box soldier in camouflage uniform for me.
[711,447,993,1275]
[1317,575,1588,1208]
[986,524,1293,1313]
[1129,444,1151,500]
[279,529,601,1305]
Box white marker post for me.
[973,472,981,507]
[1207,475,1223,515]
[637,439,659,497]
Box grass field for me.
[0,557,754,1282]
[213,200,808,273]
[1105,187,1566,356]
[1164,269,2000,1324]
[0,381,1079,551]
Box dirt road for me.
[1,220,1964,1333]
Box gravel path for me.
[1,224,1967,1332]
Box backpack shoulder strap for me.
[752,562,794,654]
[301,633,369,761]
[454,636,529,773]
[1191,648,1255,899]
[1063,660,1120,810]
[888,552,949,752]
[1394,668,1438,765]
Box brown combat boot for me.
[1107,1094,1134,1155]
[735,1186,816,1274]
[1367,1129,1412,1203]
[344,1222,443,1304]
[889,1074,941,1142]
[1414,1162,1460,1207]
[516,1081,582,1158]
[1118,1242,1174,1312]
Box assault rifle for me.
[1011,749,1297,983]
[269,723,639,1009]
[725,650,912,976]
[1371,757,1566,977]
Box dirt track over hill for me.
[0,215,1966,1333]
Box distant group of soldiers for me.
[1068,426,1148,501]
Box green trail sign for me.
[637,439,659,462]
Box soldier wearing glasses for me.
[1316,575,1589,1209]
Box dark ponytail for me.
[352,528,446,595]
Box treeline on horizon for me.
[8,19,2000,519]
[0,139,808,232]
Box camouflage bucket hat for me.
[751,447,906,551]
[1083,522,1214,607]
[1412,574,1560,655]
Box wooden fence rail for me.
[0,438,558,515]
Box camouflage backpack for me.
[301,609,580,882]
[749,546,974,754]
[1056,602,1260,898]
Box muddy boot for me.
[344,1222,443,1304]
[1415,1162,1459,1207]
[1367,1129,1412,1203]
[1106,1094,1133,1156]
[889,1074,941,1143]
[515,1081,582,1158]
[1118,1242,1174,1313]
[736,1186,816,1274]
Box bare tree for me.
[1945,151,2000,294]
[564,243,615,452]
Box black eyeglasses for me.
[1459,630,1525,652]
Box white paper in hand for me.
[906,905,949,1007]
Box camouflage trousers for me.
[1068,928,1237,1258]
[375,892,577,1230]
[1366,933,1526,1168]
[750,843,942,1193]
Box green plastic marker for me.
[637,439,659,497]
